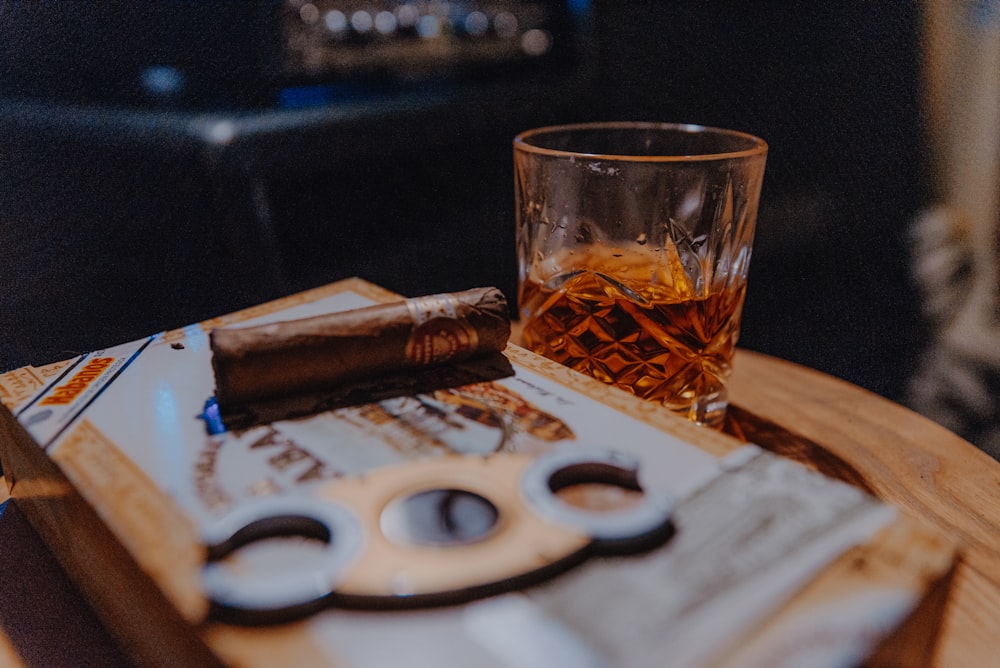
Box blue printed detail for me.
[199,397,227,436]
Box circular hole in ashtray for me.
[381,488,500,547]
[548,462,645,513]
[215,534,332,579]
[207,514,335,583]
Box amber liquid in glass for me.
[519,246,746,426]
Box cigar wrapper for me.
[210,287,510,406]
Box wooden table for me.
[1,349,998,666]
[0,487,134,668]
[727,350,1000,667]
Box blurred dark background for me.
[0,1,926,404]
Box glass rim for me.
[513,121,768,162]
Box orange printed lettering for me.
[39,357,115,406]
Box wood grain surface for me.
[728,349,1000,666]
[0,301,984,666]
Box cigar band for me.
[404,294,480,365]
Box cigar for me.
[210,287,510,406]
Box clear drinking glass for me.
[514,122,768,427]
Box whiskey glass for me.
[514,122,767,427]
